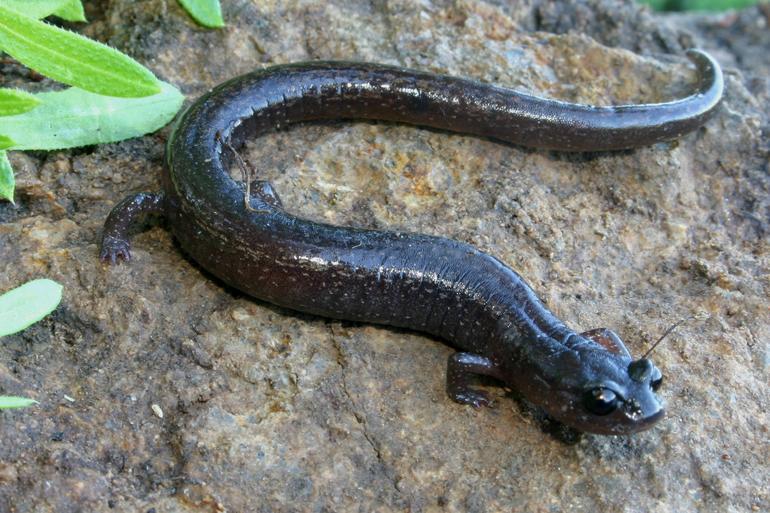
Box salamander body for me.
[101,52,723,434]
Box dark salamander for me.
[101,51,723,435]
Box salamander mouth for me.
[630,407,665,432]
[583,407,665,435]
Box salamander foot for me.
[452,389,494,409]
[100,192,165,265]
[100,235,132,264]
[446,352,502,409]
[246,180,284,212]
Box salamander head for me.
[539,329,665,435]
[574,355,664,435]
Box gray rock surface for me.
[0,1,767,512]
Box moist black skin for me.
[101,52,722,435]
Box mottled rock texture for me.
[0,1,767,512]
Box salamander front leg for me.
[446,352,502,408]
[100,192,165,264]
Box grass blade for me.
[178,0,225,28]
[0,5,161,97]
[0,88,40,116]
[0,396,38,409]
[1,81,183,150]
[0,151,13,203]
[0,279,63,337]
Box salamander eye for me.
[584,387,619,416]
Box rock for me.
[0,1,767,512]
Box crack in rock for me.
[326,324,402,497]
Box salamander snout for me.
[623,358,665,428]
[575,356,665,434]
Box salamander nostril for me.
[624,398,643,420]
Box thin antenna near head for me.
[642,316,695,359]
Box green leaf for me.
[52,0,86,22]
[0,81,183,150]
[0,151,13,203]
[0,88,41,116]
[3,0,86,22]
[638,0,669,9]
[4,0,68,19]
[0,278,63,337]
[0,135,15,150]
[640,0,761,10]
[178,0,225,28]
[0,396,38,409]
[0,5,161,97]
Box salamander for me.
[100,50,723,434]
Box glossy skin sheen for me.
[102,51,723,435]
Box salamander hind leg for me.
[446,352,502,408]
[100,192,165,264]
[249,180,283,211]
